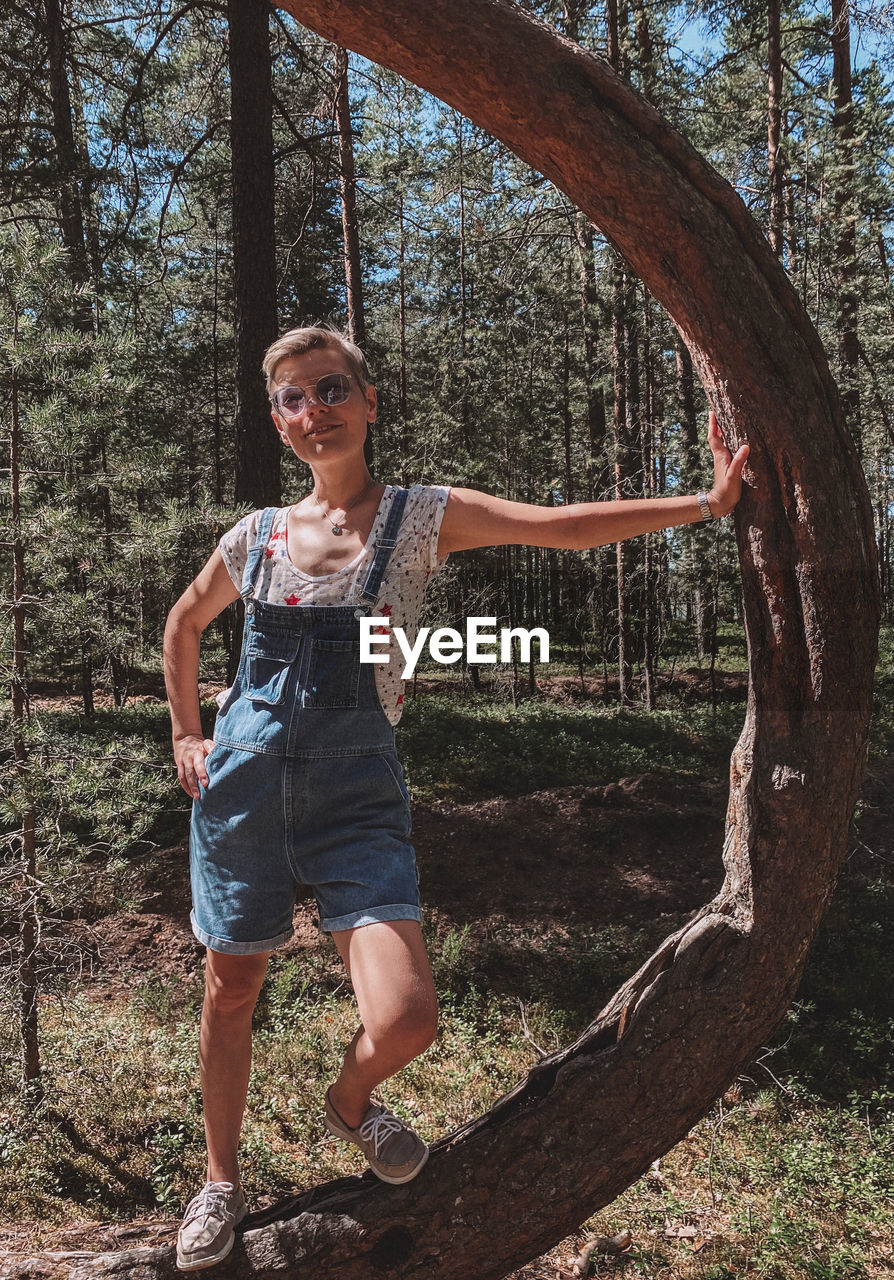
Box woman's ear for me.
[365,383,377,425]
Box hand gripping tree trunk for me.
[12,2,878,1277]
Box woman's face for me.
[270,346,376,468]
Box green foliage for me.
[869,623,894,757]
[398,687,743,801]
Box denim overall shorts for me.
[189,490,419,954]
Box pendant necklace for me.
[312,479,374,536]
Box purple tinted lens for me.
[276,388,305,414]
[274,374,351,415]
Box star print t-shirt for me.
[217,484,450,725]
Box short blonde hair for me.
[262,324,371,396]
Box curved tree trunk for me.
[7,2,878,1278]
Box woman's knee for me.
[204,948,270,1015]
[373,993,439,1056]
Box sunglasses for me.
[270,373,353,418]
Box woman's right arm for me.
[163,548,241,800]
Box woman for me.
[164,325,748,1269]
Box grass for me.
[1,628,893,1275]
[398,692,744,802]
[0,945,538,1227]
[2,897,892,1275]
[576,1088,893,1279]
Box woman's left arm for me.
[438,412,749,556]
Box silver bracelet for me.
[696,491,714,522]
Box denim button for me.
[246,602,255,615]
[354,608,365,619]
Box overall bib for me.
[189,490,419,954]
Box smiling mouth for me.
[304,422,340,439]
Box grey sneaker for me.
[176,1180,247,1271]
[324,1088,429,1184]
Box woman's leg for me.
[327,920,438,1128]
[200,948,271,1185]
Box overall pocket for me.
[305,638,361,708]
[380,752,413,833]
[246,628,301,706]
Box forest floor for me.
[2,664,893,1278]
[71,763,731,1000]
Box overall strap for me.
[358,487,410,606]
[241,507,279,599]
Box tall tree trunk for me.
[333,46,373,471]
[562,308,573,505]
[607,0,633,703]
[397,191,409,479]
[395,79,409,467]
[334,47,367,352]
[573,213,607,488]
[676,337,713,658]
[767,0,785,257]
[9,316,42,1101]
[605,0,620,67]
[624,274,643,685]
[44,0,90,299]
[612,262,633,703]
[783,112,798,275]
[229,0,280,506]
[640,299,656,709]
[456,114,470,449]
[44,0,97,715]
[830,0,861,455]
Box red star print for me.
[265,547,275,559]
[284,594,302,605]
[270,529,286,540]
[396,694,404,706]
[373,603,393,636]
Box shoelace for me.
[183,1181,237,1227]
[358,1109,405,1157]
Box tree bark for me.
[830,0,861,455]
[12,0,878,1276]
[9,314,42,1102]
[573,212,606,482]
[456,114,470,450]
[612,262,633,702]
[767,0,784,257]
[676,337,713,658]
[334,46,367,352]
[229,0,281,506]
[43,0,97,716]
[333,46,374,470]
[44,0,91,298]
